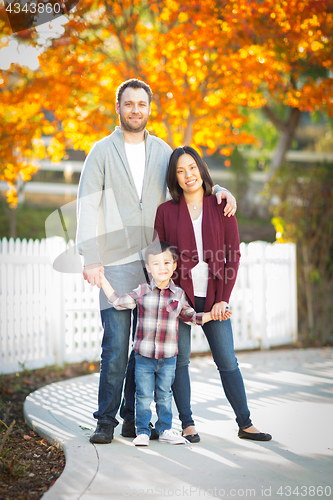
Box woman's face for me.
[176,153,203,195]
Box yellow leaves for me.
[220,147,233,157]
[179,60,187,73]
[63,120,78,133]
[47,137,66,163]
[311,41,324,52]
[178,12,188,23]
[42,124,55,135]
[32,138,46,159]
[19,164,39,182]
[6,187,18,208]
[206,139,216,150]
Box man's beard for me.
[119,113,148,133]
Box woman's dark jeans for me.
[172,296,252,430]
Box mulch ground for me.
[0,362,100,500]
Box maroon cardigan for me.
[154,194,241,312]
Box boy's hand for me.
[211,301,232,321]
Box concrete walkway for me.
[24,348,333,500]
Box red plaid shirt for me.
[108,279,204,359]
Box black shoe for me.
[238,428,272,441]
[121,420,159,440]
[90,423,114,444]
[182,432,200,443]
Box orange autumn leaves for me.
[1,0,333,206]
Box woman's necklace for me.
[187,200,202,210]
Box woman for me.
[154,146,272,443]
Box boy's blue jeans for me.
[134,353,177,436]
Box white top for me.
[108,141,145,266]
[191,211,209,297]
[125,141,146,199]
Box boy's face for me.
[146,249,177,287]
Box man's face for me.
[116,87,151,133]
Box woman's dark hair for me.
[166,146,214,203]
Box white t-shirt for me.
[191,211,209,297]
[125,141,146,199]
[108,141,145,266]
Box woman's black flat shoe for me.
[238,429,272,441]
[182,432,200,443]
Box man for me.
[76,79,236,444]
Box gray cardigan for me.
[76,127,173,266]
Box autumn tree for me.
[1,0,333,209]
[192,0,333,174]
[0,9,50,236]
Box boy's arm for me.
[99,272,137,310]
[178,292,211,326]
[202,312,213,325]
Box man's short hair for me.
[145,241,178,263]
[116,79,153,105]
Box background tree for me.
[0,12,48,236]
[1,0,333,200]
[269,162,333,344]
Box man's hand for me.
[211,301,232,321]
[83,263,104,287]
[215,189,237,217]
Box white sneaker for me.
[159,429,188,445]
[133,434,149,446]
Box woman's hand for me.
[211,301,232,321]
[215,189,237,217]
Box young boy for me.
[99,241,222,446]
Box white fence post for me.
[47,239,66,367]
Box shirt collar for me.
[150,278,177,293]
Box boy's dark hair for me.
[167,145,214,203]
[116,79,153,105]
[145,241,178,263]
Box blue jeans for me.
[94,262,145,426]
[134,353,177,436]
[172,296,252,430]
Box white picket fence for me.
[0,237,297,374]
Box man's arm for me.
[76,141,106,287]
[213,184,237,217]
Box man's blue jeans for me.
[172,297,252,430]
[93,262,145,426]
[134,353,177,436]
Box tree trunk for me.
[267,107,301,178]
[9,207,16,239]
[302,243,314,333]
